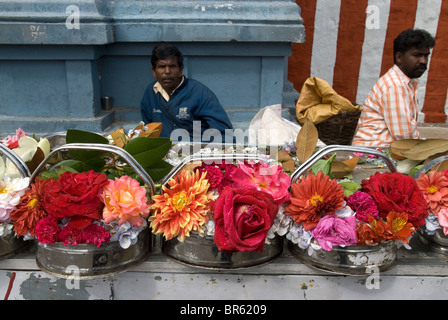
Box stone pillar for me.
[0,0,304,134]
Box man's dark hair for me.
[393,28,435,62]
[151,42,184,69]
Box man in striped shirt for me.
[352,29,435,148]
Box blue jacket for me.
[140,77,233,142]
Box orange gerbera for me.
[385,211,415,243]
[9,178,51,237]
[149,170,213,242]
[285,171,345,231]
[416,171,448,215]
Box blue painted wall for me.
[0,0,304,134]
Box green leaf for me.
[124,137,172,169]
[312,154,336,176]
[340,181,362,196]
[65,129,109,160]
[124,137,172,155]
[144,160,173,182]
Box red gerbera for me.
[285,171,345,231]
[10,178,51,237]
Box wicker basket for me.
[315,109,361,145]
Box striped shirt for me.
[352,65,420,147]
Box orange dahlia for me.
[9,178,51,237]
[149,170,213,242]
[285,171,345,231]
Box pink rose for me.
[213,186,278,252]
[311,215,358,251]
[102,175,149,227]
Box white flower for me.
[3,136,50,178]
[425,213,440,235]
[0,176,30,223]
[109,220,147,249]
[0,223,13,237]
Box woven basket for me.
[315,109,361,145]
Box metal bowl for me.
[416,229,448,255]
[288,145,398,275]
[162,234,283,269]
[0,233,30,260]
[32,143,156,279]
[36,227,152,279]
[287,240,397,275]
[160,153,283,269]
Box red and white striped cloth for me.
[288,0,448,123]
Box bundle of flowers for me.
[389,138,448,239]
[149,159,291,253]
[9,171,149,248]
[284,169,428,254]
[1,129,50,238]
[2,124,172,249]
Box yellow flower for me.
[150,170,213,242]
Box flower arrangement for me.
[2,124,172,249]
[284,162,428,254]
[10,170,149,248]
[389,138,448,241]
[150,158,291,253]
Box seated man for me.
[352,28,435,147]
[140,42,233,142]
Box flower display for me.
[150,158,291,253]
[286,170,427,253]
[9,171,151,247]
[2,125,171,249]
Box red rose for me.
[213,186,279,252]
[361,172,428,227]
[43,170,108,220]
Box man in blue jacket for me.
[140,43,234,142]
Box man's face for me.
[396,47,431,79]
[152,56,183,94]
